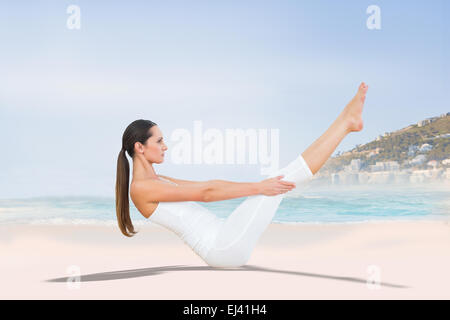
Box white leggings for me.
[203,154,313,267]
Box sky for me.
[0,0,449,198]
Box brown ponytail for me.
[115,148,136,237]
[115,119,157,237]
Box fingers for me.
[275,180,296,189]
[280,180,296,188]
[275,175,295,187]
[275,180,296,194]
[267,186,294,196]
[264,175,296,196]
[276,185,295,194]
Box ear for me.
[134,141,144,154]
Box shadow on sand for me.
[45,264,409,289]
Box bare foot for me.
[340,82,369,132]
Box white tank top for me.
[148,177,224,260]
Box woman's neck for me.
[132,154,157,181]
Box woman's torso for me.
[129,176,224,260]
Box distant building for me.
[442,159,450,165]
[410,154,427,165]
[434,133,450,139]
[350,159,362,171]
[417,120,427,127]
[344,159,362,173]
[417,117,439,127]
[419,143,432,152]
[427,160,438,168]
[370,162,384,172]
[384,161,400,171]
[376,135,383,141]
[369,161,399,172]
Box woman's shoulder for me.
[130,179,161,219]
[130,177,154,190]
[130,176,176,196]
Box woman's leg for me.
[204,154,313,268]
[203,83,369,268]
[302,82,368,174]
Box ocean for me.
[0,184,448,226]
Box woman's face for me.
[138,126,168,164]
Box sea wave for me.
[1,185,448,226]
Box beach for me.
[1,220,450,300]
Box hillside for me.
[319,113,450,175]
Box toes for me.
[357,84,365,97]
[359,82,369,95]
[356,82,368,102]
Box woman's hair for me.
[116,119,157,237]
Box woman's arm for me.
[203,180,261,202]
[133,178,258,203]
[203,177,296,202]
[133,179,212,203]
[134,176,295,203]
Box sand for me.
[1,220,450,299]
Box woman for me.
[116,82,369,268]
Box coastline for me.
[1,220,450,299]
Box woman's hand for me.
[258,175,296,196]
